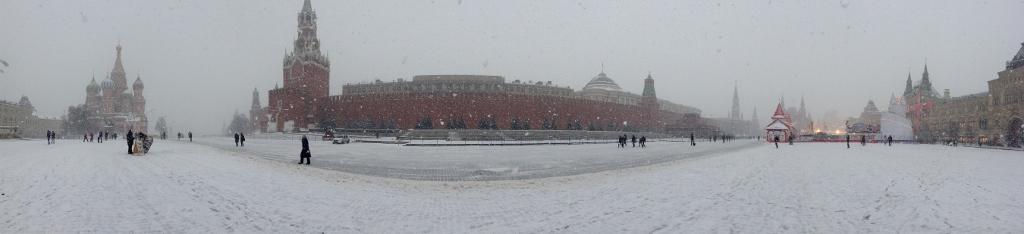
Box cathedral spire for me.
[920,63,933,93]
[903,72,913,98]
[799,94,806,114]
[302,0,312,12]
[111,43,127,91]
[730,83,741,120]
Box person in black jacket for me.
[690,133,695,146]
[299,135,311,164]
[234,133,239,147]
[631,135,637,147]
[126,130,135,154]
[188,132,192,142]
[240,133,245,146]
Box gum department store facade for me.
[254,0,762,136]
[906,43,1024,147]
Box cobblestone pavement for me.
[194,137,761,181]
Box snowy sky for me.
[1,0,1022,134]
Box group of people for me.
[45,130,57,145]
[771,135,795,148]
[83,131,113,143]
[125,130,154,154]
[176,132,192,141]
[233,133,246,146]
[617,134,647,148]
[712,135,735,143]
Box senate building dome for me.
[582,72,623,92]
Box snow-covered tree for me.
[228,110,250,134]
[154,117,168,133]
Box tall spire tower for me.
[269,0,332,132]
[111,43,128,92]
[730,84,741,120]
[903,72,913,98]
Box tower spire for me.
[730,83,741,120]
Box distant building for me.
[258,0,705,133]
[878,94,913,140]
[0,96,61,138]
[708,84,759,136]
[907,42,1024,147]
[80,43,148,133]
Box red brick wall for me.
[267,88,315,130]
[320,92,681,131]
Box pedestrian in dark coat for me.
[690,133,695,146]
[299,135,311,164]
[631,135,637,147]
[46,130,51,145]
[234,133,239,147]
[773,135,779,148]
[126,130,135,154]
[861,135,866,146]
[846,134,850,148]
[240,133,245,146]
[640,136,646,148]
[188,132,192,142]
[887,136,893,146]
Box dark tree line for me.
[444,118,467,129]
[345,118,397,129]
[478,117,498,130]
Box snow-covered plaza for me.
[1,138,1022,233]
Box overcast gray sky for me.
[2,0,1022,134]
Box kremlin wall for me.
[255,0,759,137]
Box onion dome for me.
[101,76,115,90]
[582,72,623,92]
[87,77,100,93]
[133,76,144,89]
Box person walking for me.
[83,132,87,142]
[240,133,246,146]
[234,133,239,147]
[188,132,193,142]
[788,135,793,145]
[639,136,646,148]
[860,135,866,146]
[773,135,779,148]
[631,135,637,147]
[126,130,135,154]
[690,133,696,146]
[846,134,850,148]
[887,135,893,146]
[617,135,622,148]
[299,135,311,164]
[104,131,109,141]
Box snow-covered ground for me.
[192,137,760,181]
[1,139,1022,233]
